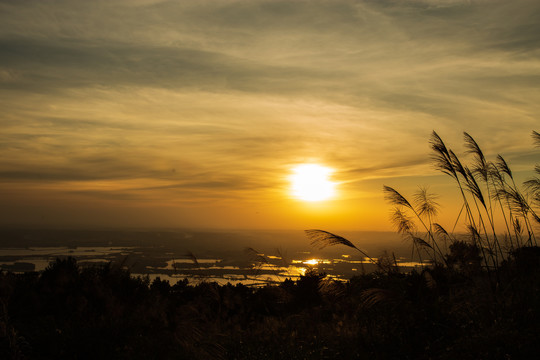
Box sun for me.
[290,164,336,202]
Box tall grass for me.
[305,130,539,280]
[384,131,539,279]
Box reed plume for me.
[525,169,540,198]
[433,223,449,238]
[533,131,540,146]
[390,207,424,263]
[524,130,540,215]
[383,185,413,210]
[305,229,378,266]
[490,158,516,249]
[464,132,488,182]
[431,133,476,235]
[414,186,439,219]
[496,154,513,180]
[383,186,446,264]
[391,207,415,235]
[433,222,453,249]
[430,131,457,179]
[412,236,433,250]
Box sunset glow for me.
[0,0,538,230]
[290,164,336,202]
[303,259,320,266]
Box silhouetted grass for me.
[382,131,538,280]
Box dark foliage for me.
[445,241,482,274]
[1,254,540,359]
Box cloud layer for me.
[1,0,539,228]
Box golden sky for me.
[0,0,539,230]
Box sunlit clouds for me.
[1,0,539,229]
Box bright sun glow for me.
[290,164,336,202]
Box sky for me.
[0,0,539,231]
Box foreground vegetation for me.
[1,252,539,359]
[1,131,539,359]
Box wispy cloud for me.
[1,0,539,228]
